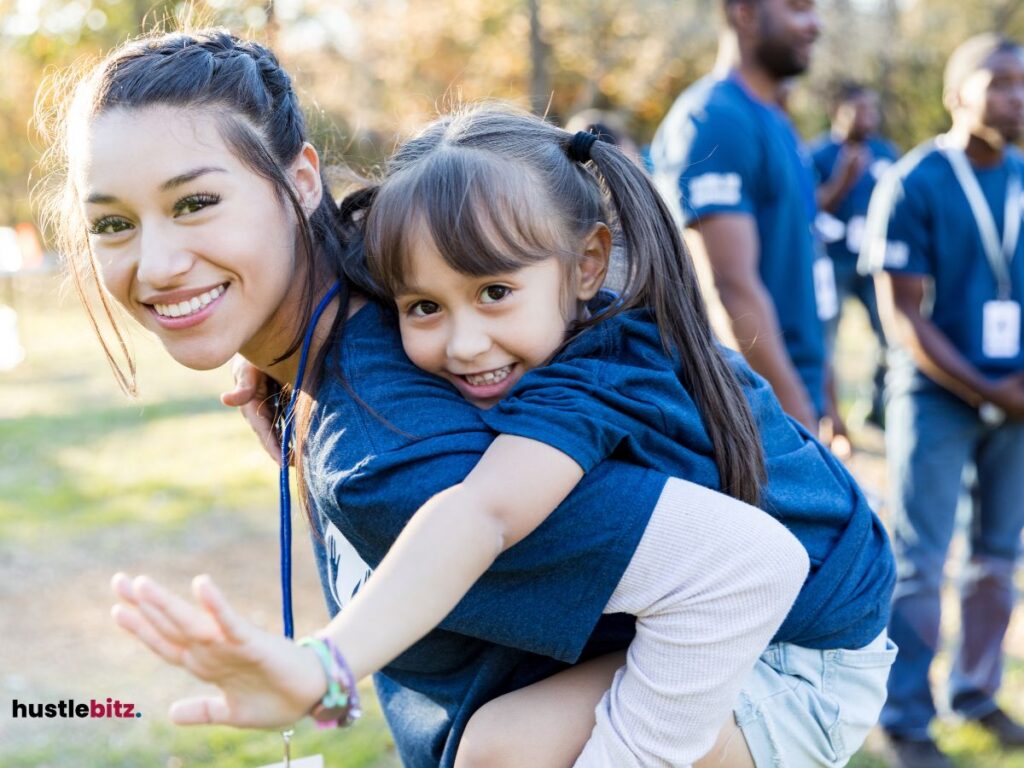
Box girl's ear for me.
[576,223,611,301]
[289,142,323,213]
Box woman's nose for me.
[135,224,196,288]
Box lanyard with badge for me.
[259,281,344,768]
[938,136,1022,360]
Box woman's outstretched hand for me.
[111,573,326,729]
[221,356,283,466]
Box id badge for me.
[983,300,1021,358]
[845,215,866,254]
[258,756,324,768]
[813,257,839,321]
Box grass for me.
[3,697,399,768]
[2,274,1022,767]
[0,274,399,767]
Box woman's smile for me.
[147,283,229,329]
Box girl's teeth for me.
[466,366,511,386]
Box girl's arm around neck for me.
[321,435,585,683]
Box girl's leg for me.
[454,652,624,768]
[574,478,808,767]
[456,652,755,768]
[693,720,756,768]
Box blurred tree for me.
[7,0,1024,235]
[806,0,1024,150]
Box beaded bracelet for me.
[297,636,362,728]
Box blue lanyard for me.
[278,281,343,638]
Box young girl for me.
[44,28,817,768]
[340,105,898,767]
[111,103,895,767]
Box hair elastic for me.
[567,130,599,163]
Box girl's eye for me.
[88,216,133,236]
[174,193,220,217]
[409,300,441,317]
[481,285,511,304]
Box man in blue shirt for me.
[863,33,1024,768]
[652,0,831,434]
[811,83,899,429]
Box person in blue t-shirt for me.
[113,104,895,768]
[46,30,833,768]
[652,0,834,437]
[862,34,1024,768]
[811,83,900,431]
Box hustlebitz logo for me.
[12,698,142,719]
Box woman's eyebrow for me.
[159,166,227,191]
[84,166,228,205]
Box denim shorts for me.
[735,631,898,767]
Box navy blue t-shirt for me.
[810,135,899,268]
[653,74,826,413]
[304,300,662,767]
[482,309,894,650]
[863,141,1024,392]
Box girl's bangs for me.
[371,148,565,295]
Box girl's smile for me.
[450,363,520,403]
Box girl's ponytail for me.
[583,138,767,505]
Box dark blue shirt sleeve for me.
[680,107,760,223]
[477,317,705,477]
[480,358,626,472]
[863,165,933,276]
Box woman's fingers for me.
[240,398,284,465]
[220,355,259,406]
[193,574,248,645]
[111,603,186,666]
[169,695,232,726]
[222,357,283,465]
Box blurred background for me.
[1,1,1023,766]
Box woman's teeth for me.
[153,285,225,318]
[464,366,512,386]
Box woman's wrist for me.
[297,635,362,728]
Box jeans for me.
[825,257,887,418]
[737,632,898,766]
[880,385,1024,738]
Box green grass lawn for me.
[2,275,1022,767]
